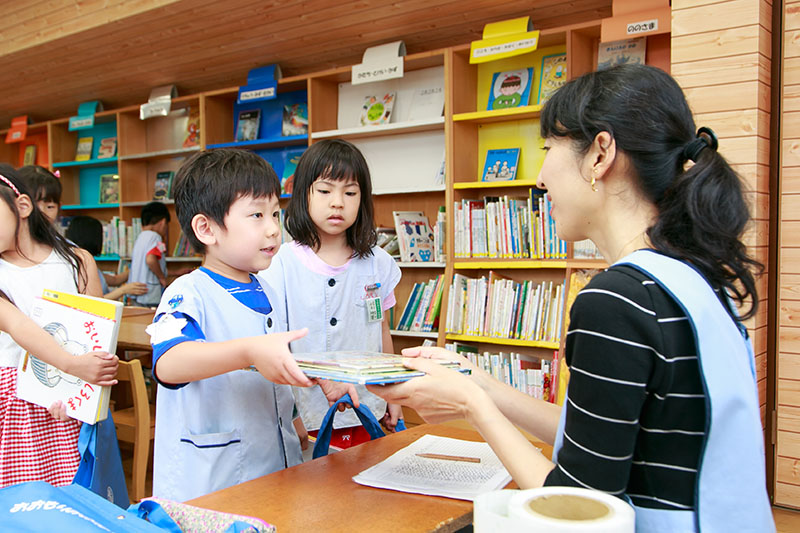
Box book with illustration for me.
[282,103,308,136]
[16,290,123,423]
[597,37,646,70]
[360,92,395,126]
[183,106,200,148]
[97,137,117,159]
[487,68,533,110]
[538,53,567,105]
[393,211,435,262]
[153,171,174,201]
[75,136,93,161]
[236,109,261,142]
[482,148,520,181]
[291,351,468,385]
[98,173,119,204]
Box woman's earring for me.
[590,168,598,192]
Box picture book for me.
[487,68,533,111]
[482,148,520,181]
[408,86,445,121]
[393,211,435,262]
[282,103,308,136]
[281,148,304,195]
[97,137,117,159]
[360,92,395,126]
[597,37,646,70]
[236,109,261,142]
[153,171,174,201]
[23,144,36,166]
[538,53,567,105]
[75,136,93,161]
[16,289,123,424]
[98,173,119,204]
[291,351,468,385]
[183,106,200,148]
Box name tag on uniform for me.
[364,283,383,323]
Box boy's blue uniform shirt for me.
[151,267,273,389]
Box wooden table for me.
[187,422,552,533]
[117,307,155,352]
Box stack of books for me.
[291,351,469,385]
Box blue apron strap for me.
[312,393,385,459]
[127,500,183,533]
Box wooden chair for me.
[113,358,155,503]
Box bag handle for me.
[312,393,385,459]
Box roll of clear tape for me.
[474,487,635,532]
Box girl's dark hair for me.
[17,165,62,204]
[173,149,281,253]
[286,139,377,258]
[540,64,762,320]
[0,164,86,290]
[66,215,103,257]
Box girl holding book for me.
[0,166,117,488]
[370,65,773,531]
[259,139,403,450]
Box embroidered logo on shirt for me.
[168,294,184,308]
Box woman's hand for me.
[368,357,486,425]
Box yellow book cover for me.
[75,136,93,161]
[16,289,123,423]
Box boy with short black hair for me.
[146,149,355,502]
[129,201,170,306]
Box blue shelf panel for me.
[61,203,119,210]
[206,134,308,150]
[53,157,119,168]
[94,254,121,261]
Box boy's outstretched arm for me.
[154,328,314,387]
[0,298,118,386]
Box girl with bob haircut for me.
[369,65,773,532]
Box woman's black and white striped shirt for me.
[543,264,706,511]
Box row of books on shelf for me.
[446,273,565,343]
[171,231,195,257]
[454,190,566,260]
[394,275,445,332]
[100,217,141,257]
[445,343,559,403]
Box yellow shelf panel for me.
[446,334,560,350]
[453,179,540,190]
[453,105,542,124]
[453,260,568,269]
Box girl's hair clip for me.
[54,170,61,178]
[0,174,21,197]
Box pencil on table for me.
[415,452,481,463]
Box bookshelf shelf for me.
[311,118,445,141]
[452,106,542,124]
[122,200,175,207]
[396,262,446,268]
[445,334,559,350]
[373,184,445,196]
[119,146,201,161]
[453,260,568,269]
[53,158,118,168]
[390,330,439,339]
[94,254,121,261]
[62,203,119,210]
[206,135,308,150]
[453,179,540,190]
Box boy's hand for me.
[48,400,71,422]
[66,351,119,386]
[249,328,313,387]
[121,282,148,296]
[316,380,360,410]
[382,403,403,432]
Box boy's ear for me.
[192,214,217,246]
[15,194,34,219]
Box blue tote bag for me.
[72,408,130,508]
[312,393,406,459]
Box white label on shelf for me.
[240,87,275,101]
[471,37,538,60]
[352,59,404,85]
[626,19,658,35]
[140,102,171,119]
[69,116,94,130]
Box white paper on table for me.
[352,434,512,501]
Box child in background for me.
[129,201,170,307]
[260,139,403,450]
[0,166,116,488]
[147,149,355,502]
[65,215,148,301]
[17,165,61,223]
